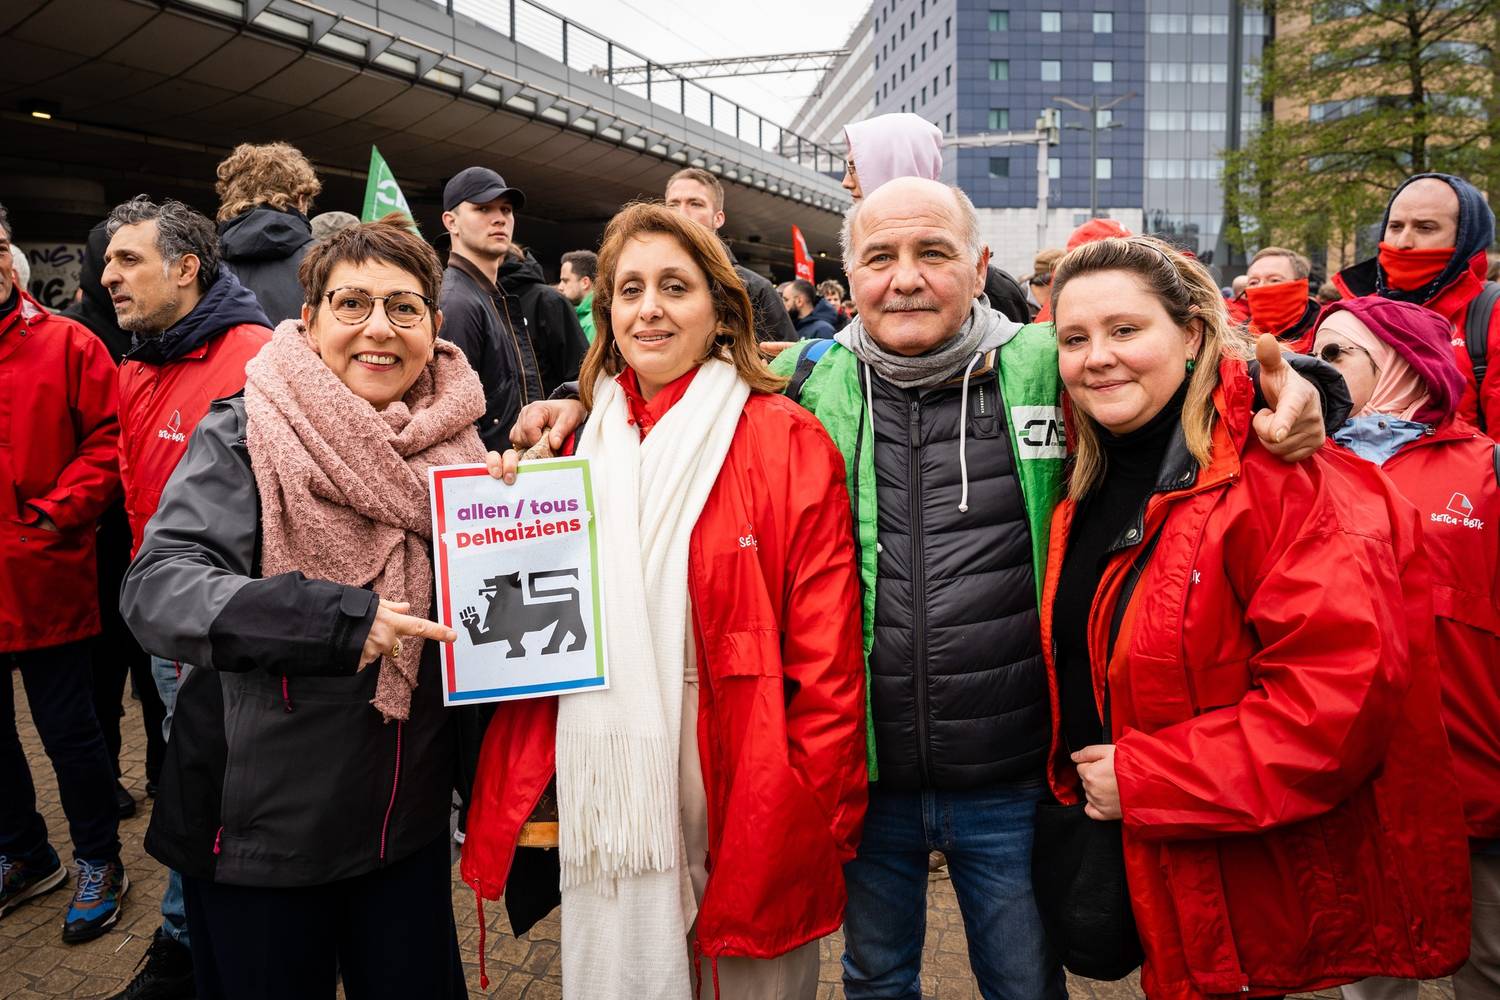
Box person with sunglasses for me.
[121,218,494,1000]
[1310,296,1500,1000]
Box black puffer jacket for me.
[867,360,1050,791]
[499,249,587,393]
[121,397,456,886]
[441,253,544,451]
[724,244,798,343]
[218,207,314,325]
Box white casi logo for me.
[1010,406,1066,459]
[158,409,185,443]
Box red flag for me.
[792,225,815,283]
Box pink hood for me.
[843,113,944,196]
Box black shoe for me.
[145,779,159,799]
[109,927,195,999]
[0,844,66,919]
[116,782,138,819]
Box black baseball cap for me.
[442,166,526,213]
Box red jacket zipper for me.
[379,720,403,862]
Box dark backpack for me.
[784,338,838,405]
[1465,281,1499,429]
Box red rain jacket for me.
[1334,251,1500,431]
[118,323,269,550]
[0,290,120,652]
[1042,361,1471,999]
[1342,420,1500,840]
[461,384,867,965]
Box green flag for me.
[361,146,415,227]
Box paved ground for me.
[1,683,1455,999]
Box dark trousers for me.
[0,639,121,861]
[182,835,468,1000]
[91,502,164,784]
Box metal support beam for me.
[595,49,848,85]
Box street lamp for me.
[1053,92,1136,219]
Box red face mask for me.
[1246,278,1310,336]
[1378,242,1454,293]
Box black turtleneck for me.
[0,284,18,322]
[1053,380,1187,754]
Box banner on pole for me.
[792,225,815,283]
[429,459,607,705]
[362,146,415,227]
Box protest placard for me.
[429,458,606,705]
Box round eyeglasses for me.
[324,287,432,328]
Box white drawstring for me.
[957,351,983,514]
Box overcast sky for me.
[541,0,869,128]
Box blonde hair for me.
[1251,246,1311,279]
[664,167,724,211]
[1051,235,1254,500]
[215,143,322,222]
[579,202,785,408]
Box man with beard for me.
[100,195,270,1000]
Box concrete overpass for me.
[0,0,853,307]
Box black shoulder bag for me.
[1031,533,1159,981]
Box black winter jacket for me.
[218,207,314,326]
[441,253,544,451]
[121,397,456,887]
[724,244,798,343]
[498,249,587,393]
[867,358,1050,791]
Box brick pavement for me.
[1,683,1454,999]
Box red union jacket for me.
[1341,420,1500,841]
[0,289,120,652]
[1041,361,1471,1000]
[118,322,269,550]
[460,374,867,969]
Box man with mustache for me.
[1333,172,1500,431]
[439,166,548,450]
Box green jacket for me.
[576,292,596,343]
[770,323,1067,777]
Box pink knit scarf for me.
[244,320,486,721]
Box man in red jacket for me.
[1334,172,1500,431]
[0,202,130,945]
[101,195,270,1000]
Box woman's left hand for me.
[484,449,522,484]
[1072,745,1122,821]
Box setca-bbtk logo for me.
[158,410,185,443]
[1433,492,1485,531]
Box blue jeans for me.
[151,656,189,946]
[841,781,1065,1000]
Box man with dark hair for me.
[664,167,797,343]
[0,201,127,946]
[440,167,584,450]
[558,249,597,343]
[102,194,271,1000]
[779,278,837,339]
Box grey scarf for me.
[834,301,1022,389]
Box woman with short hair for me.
[123,217,482,1000]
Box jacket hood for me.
[1377,173,1495,303]
[1318,294,1464,424]
[499,249,548,290]
[842,113,944,196]
[218,206,314,263]
[810,297,840,326]
[61,220,132,361]
[126,267,271,365]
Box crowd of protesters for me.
[0,110,1496,1000]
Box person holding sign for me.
[121,218,485,1000]
[461,203,868,1000]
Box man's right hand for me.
[510,399,587,453]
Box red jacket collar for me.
[617,365,700,439]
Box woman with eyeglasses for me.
[1042,238,1470,999]
[122,217,492,1000]
[1312,296,1500,1000]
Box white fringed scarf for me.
[556,359,749,999]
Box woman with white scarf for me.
[460,202,868,999]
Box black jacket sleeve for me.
[121,398,378,676]
[1248,352,1353,433]
[438,291,490,378]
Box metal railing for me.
[442,0,845,176]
